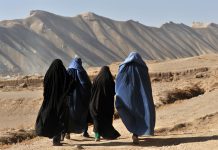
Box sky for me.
[0,0,218,27]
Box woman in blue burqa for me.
[35,59,75,146]
[115,52,156,144]
[64,57,92,139]
[90,66,120,141]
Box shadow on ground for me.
[64,135,218,147]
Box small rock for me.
[5,75,11,79]
[74,144,83,149]
[22,76,29,79]
[18,129,25,132]
[152,78,161,82]
[195,72,204,78]
[0,84,4,88]
[19,83,28,88]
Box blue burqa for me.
[115,52,155,136]
[66,58,92,133]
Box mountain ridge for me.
[0,10,218,75]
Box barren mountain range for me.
[0,10,218,75]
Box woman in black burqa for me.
[89,66,120,141]
[35,59,75,146]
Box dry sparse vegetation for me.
[160,85,205,104]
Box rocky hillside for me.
[0,10,218,74]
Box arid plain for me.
[0,54,218,150]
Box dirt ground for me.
[0,54,218,150]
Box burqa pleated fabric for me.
[90,66,120,139]
[35,59,74,138]
[66,58,92,133]
[115,52,156,136]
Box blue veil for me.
[66,57,92,133]
[115,52,155,136]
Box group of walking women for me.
[35,52,156,146]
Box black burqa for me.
[89,66,120,139]
[35,59,74,138]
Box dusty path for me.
[3,116,218,150]
[2,90,218,150]
[0,90,42,130]
[3,130,218,150]
[1,54,218,149]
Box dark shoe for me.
[53,133,62,146]
[83,131,90,138]
[132,134,139,145]
[53,141,62,146]
[65,133,70,139]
